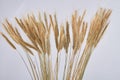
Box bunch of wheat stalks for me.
[0,8,111,80]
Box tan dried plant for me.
[0,8,112,80]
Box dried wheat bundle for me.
[0,8,112,80]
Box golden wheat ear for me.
[1,8,111,80]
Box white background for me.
[0,0,120,80]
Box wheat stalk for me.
[0,8,112,80]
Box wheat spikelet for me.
[1,33,16,49]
